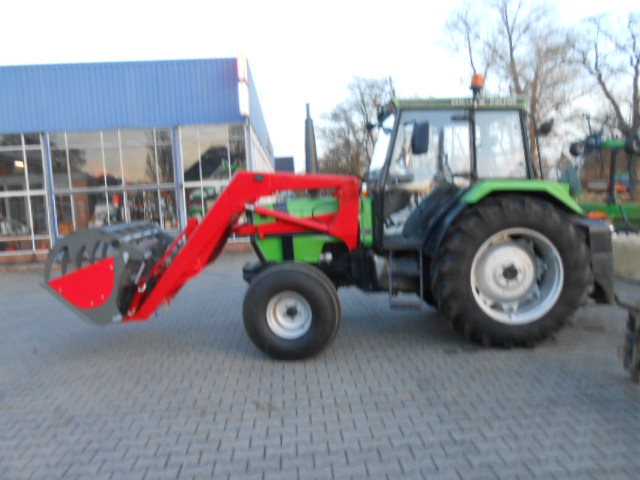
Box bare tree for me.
[319,77,395,176]
[573,13,639,135]
[573,12,640,199]
[445,0,580,172]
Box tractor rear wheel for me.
[432,196,590,347]
[243,263,341,359]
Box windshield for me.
[367,113,395,180]
[475,111,527,178]
[388,110,472,189]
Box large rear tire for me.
[243,263,341,359]
[432,196,590,347]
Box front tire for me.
[243,263,341,359]
[432,196,590,347]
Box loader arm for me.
[129,172,361,320]
[44,171,361,325]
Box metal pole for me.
[172,127,186,230]
[43,132,58,244]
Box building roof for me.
[0,58,271,157]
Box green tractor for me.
[45,87,621,363]
[243,93,616,358]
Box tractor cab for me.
[367,96,535,249]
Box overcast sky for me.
[1,0,636,170]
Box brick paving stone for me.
[0,254,638,480]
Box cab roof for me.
[390,95,529,111]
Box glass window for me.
[181,127,200,181]
[49,133,67,148]
[103,147,123,186]
[369,114,395,179]
[0,149,27,190]
[0,195,31,252]
[182,145,201,181]
[67,147,92,188]
[0,134,23,148]
[109,191,125,223]
[443,121,471,177]
[66,131,101,147]
[475,111,527,178]
[228,124,244,141]
[72,192,109,228]
[383,110,472,237]
[120,129,153,146]
[159,189,178,229]
[55,195,74,236]
[122,146,155,184]
[23,133,41,146]
[155,129,172,145]
[102,131,119,147]
[51,148,70,190]
[70,147,104,188]
[0,196,30,235]
[156,144,174,183]
[202,186,223,214]
[30,195,48,234]
[229,139,246,176]
[185,187,204,218]
[228,125,246,175]
[199,141,229,180]
[27,149,45,190]
[198,124,228,141]
[386,110,472,190]
[181,126,232,181]
[125,190,157,224]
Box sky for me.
[0,0,636,170]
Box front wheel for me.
[243,263,341,359]
[432,196,590,346]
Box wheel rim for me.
[470,227,563,325]
[266,291,313,339]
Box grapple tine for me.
[43,223,174,326]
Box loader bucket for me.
[43,222,173,326]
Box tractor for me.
[45,80,633,370]
[568,129,640,232]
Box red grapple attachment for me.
[43,172,361,327]
[43,221,173,325]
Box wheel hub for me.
[266,291,312,340]
[470,228,564,325]
[476,243,537,303]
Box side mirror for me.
[411,122,430,155]
[538,119,554,135]
[625,127,640,155]
[569,142,584,157]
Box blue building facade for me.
[0,57,273,262]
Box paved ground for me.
[1,252,638,480]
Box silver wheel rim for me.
[470,228,563,326]
[266,291,313,339]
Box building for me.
[0,57,273,263]
[274,157,295,173]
